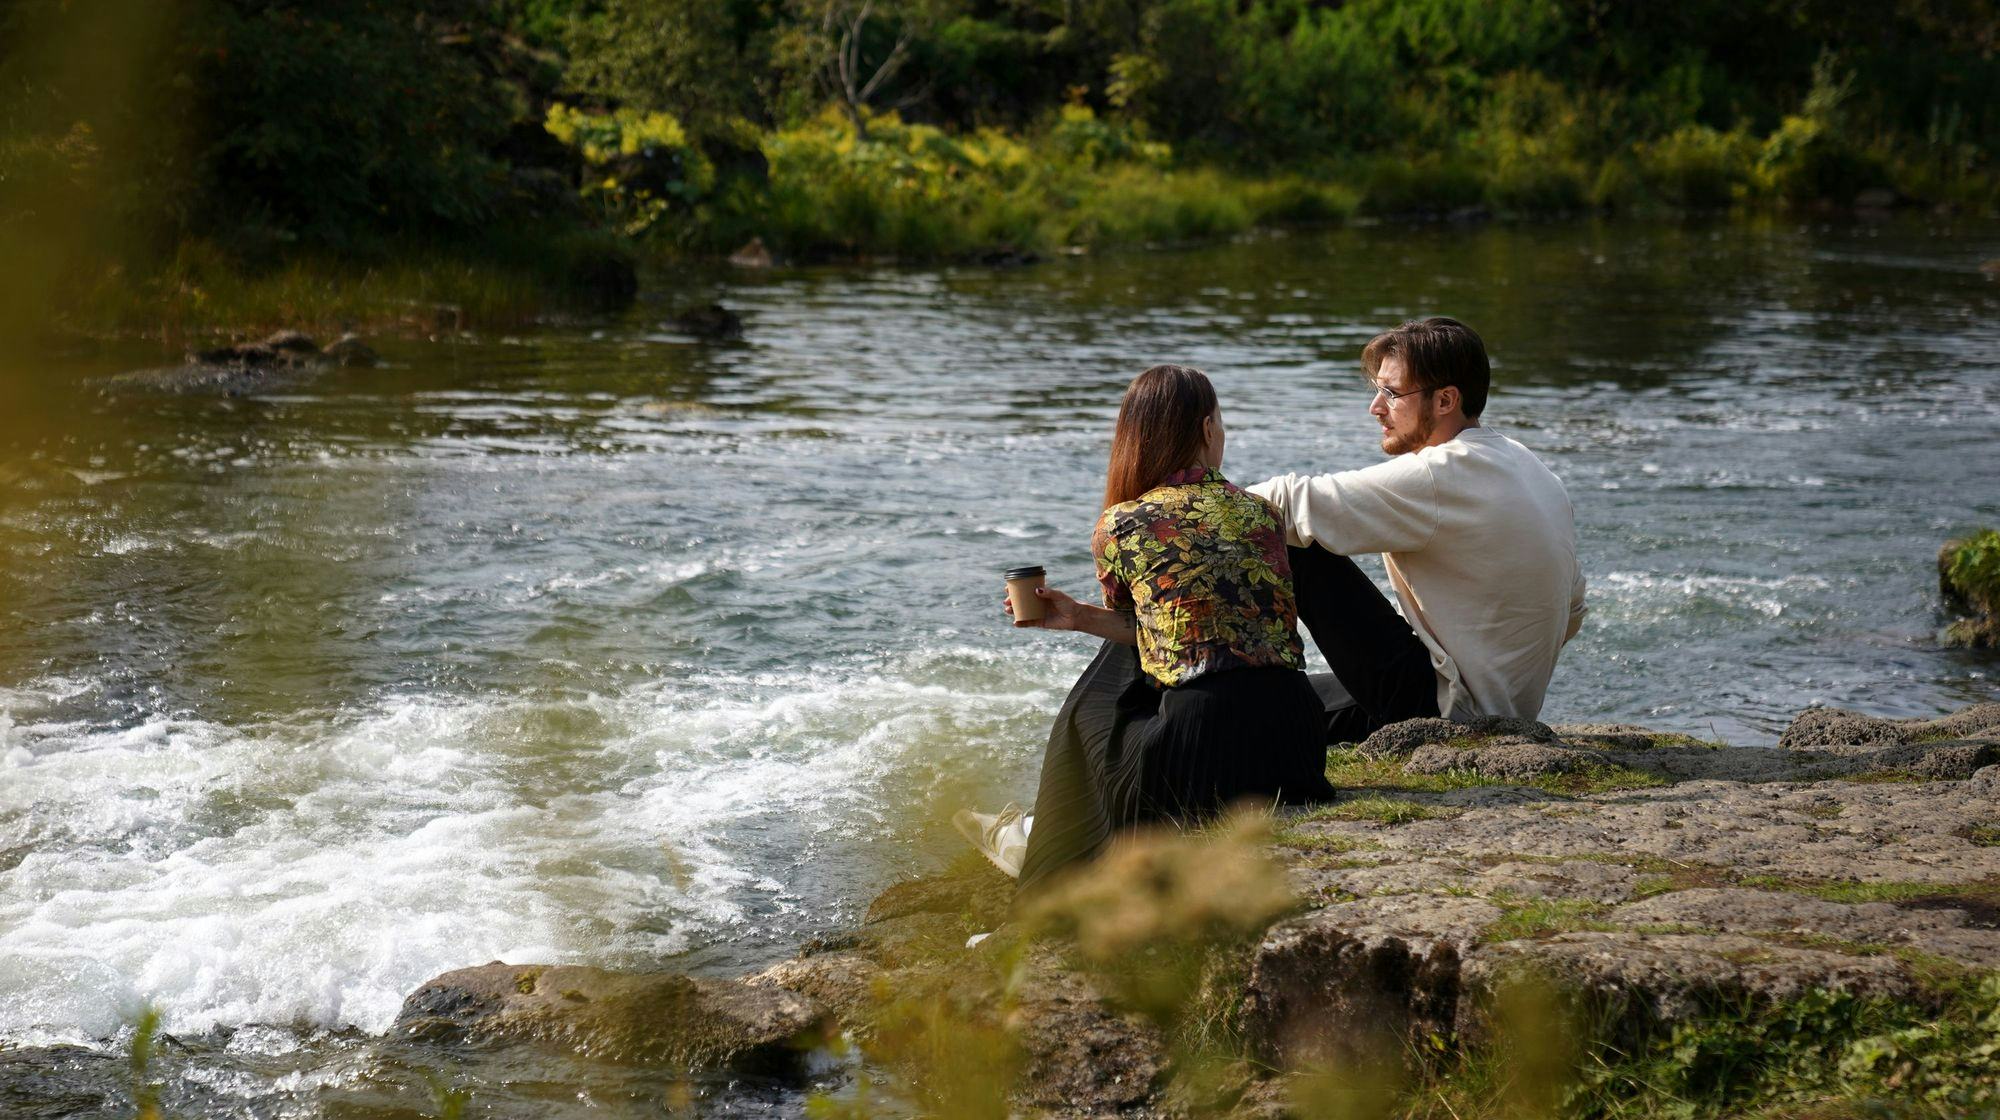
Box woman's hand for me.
[1002,585,1084,630]
[1003,585,1136,644]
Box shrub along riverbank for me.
[34,91,1992,345]
[3,0,1995,342]
[544,58,1993,269]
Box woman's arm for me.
[1003,586,1138,645]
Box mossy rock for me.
[1940,530,2000,612]
[1938,530,2000,648]
[1946,617,2000,648]
[1357,716,1560,760]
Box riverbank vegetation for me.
[3,0,1996,338]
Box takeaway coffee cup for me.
[1004,565,1046,623]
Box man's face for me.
[1368,356,1434,455]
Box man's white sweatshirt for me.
[1249,427,1585,720]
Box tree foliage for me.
[3,0,1996,271]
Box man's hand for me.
[1002,585,1085,630]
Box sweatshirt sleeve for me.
[1564,550,1587,644]
[1246,455,1440,556]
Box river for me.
[1,215,1996,1115]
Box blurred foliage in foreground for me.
[2,0,1997,338]
[813,811,2000,1118]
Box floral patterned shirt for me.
[1094,466,1306,687]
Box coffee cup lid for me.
[1003,565,1045,580]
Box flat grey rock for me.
[393,961,823,1066]
[1405,740,1591,780]
[1611,888,2000,967]
[1465,932,1919,1023]
[1551,722,1670,750]
[1356,716,1562,760]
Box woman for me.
[972,364,1335,892]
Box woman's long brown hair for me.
[1102,364,1218,509]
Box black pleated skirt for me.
[1016,640,1336,893]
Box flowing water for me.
[1,216,1996,1115]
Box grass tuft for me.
[1324,746,1668,797]
[1954,824,2000,847]
[1296,796,1453,826]
[1482,896,1617,941]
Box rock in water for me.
[393,962,823,1066]
[321,333,380,367]
[674,303,745,341]
[1938,531,2000,648]
[190,342,280,368]
[118,328,363,396]
[261,330,320,354]
[1778,702,2000,750]
[729,237,774,268]
[187,332,322,373]
[974,245,1041,268]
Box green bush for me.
[1755,54,1890,204]
[1061,167,1256,246]
[543,103,714,236]
[1356,153,1487,215]
[1588,157,1641,211]
[1634,126,1757,210]
[1241,176,1362,224]
[744,110,1039,258]
[1759,114,1890,203]
[1473,70,1593,213]
[1045,104,1170,169]
[1483,146,1590,214]
[658,108,1337,261]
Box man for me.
[1248,316,1585,740]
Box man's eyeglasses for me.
[1370,382,1432,406]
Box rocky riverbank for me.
[393,701,2000,1117]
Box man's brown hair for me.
[1103,364,1218,509]
[1361,317,1490,420]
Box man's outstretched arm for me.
[1248,456,1440,556]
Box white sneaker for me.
[952,803,1029,879]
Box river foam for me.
[0,643,1071,1043]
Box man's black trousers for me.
[1287,544,1441,742]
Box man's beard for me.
[1380,410,1434,455]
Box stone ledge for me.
[392,961,824,1067]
